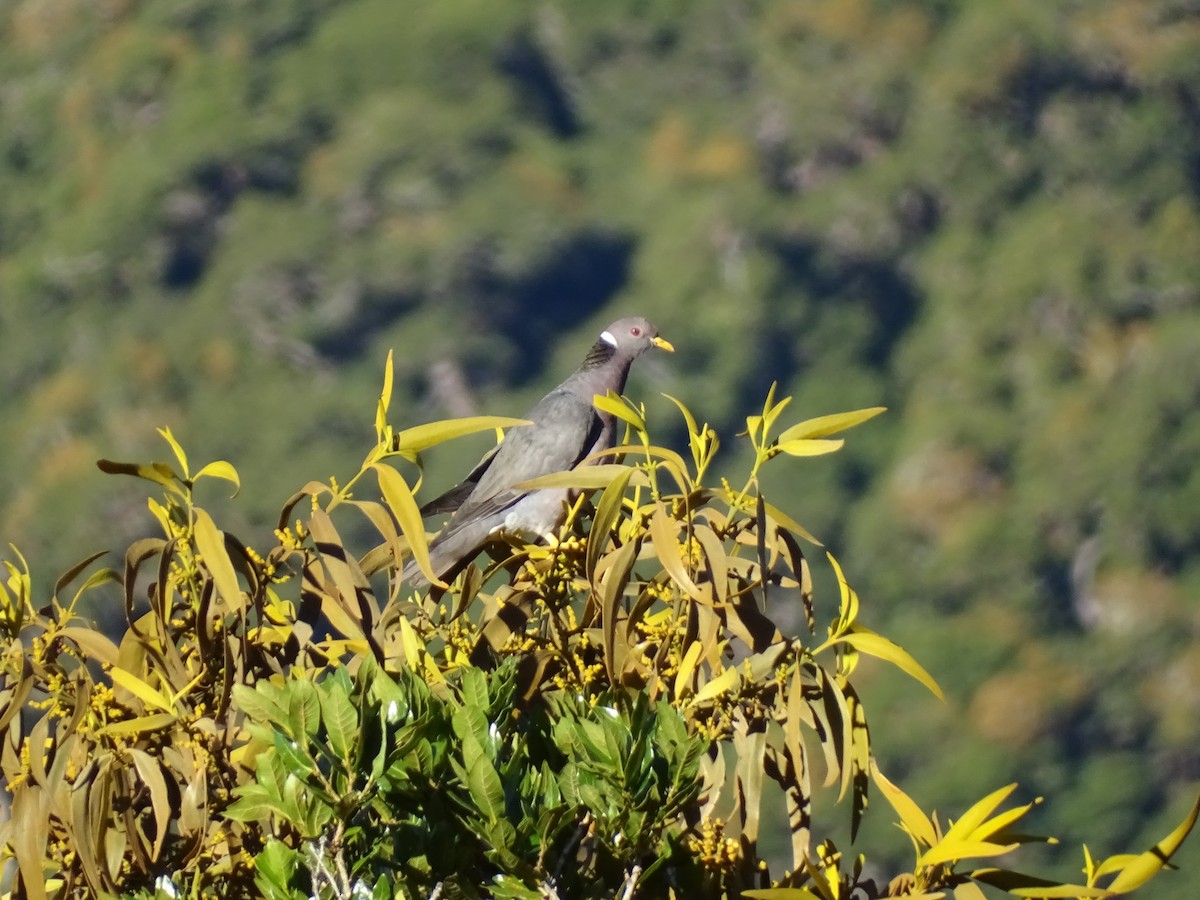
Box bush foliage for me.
[0,362,1195,898]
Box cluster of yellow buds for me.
[243,545,276,580]
[274,520,309,552]
[443,618,476,661]
[685,817,742,873]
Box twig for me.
[619,864,643,900]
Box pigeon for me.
[402,316,673,587]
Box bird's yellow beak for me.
[651,336,675,352]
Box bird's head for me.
[599,317,674,357]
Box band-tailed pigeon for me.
[402,316,673,586]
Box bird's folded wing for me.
[446,391,601,527]
[418,442,502,516]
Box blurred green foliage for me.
[2,0,1199,895]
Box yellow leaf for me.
[872,760,938,848]
[1008,886,1108,898]
[156,426,190,477]
[742,889,823,899]
[593,391,646,431]
[373,462,445,588]
[942,783,1019,844]
[193,460,241,497]
[392,416,531,455]
[110,667,174,713]
[663,392,698,437]
[673,641,702,699]
[376,349,395,436]
[773,438,844,457]
[838,628,943,699]
[649,503,704,601]
[691,666,740,706]
[953,884,990,900]
[1105,791,1200,894]
[919,839,1018,868]
[193,508,244,609]
[397,617,425,671]
[827,551,859,626]
[777,407,887,442]
[95,713,177,737]
[762,501,823,546]
[963,797,1040,844]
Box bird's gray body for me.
[402,317,671,587]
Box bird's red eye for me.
[630,327,641,337]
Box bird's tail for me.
[399,520,492,589]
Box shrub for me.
[0,355,1195,898]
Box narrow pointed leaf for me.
[838,628,943,699]
[392,416,531,454]
[777,407,887,441]
[773,438,844,457]
[156,426,190,476]
[110,667,174,713]
[593,391,646,431]
[1105,791,1200,893]
[872,760,937,848]
[194,507,243,608]
[920,839,1019,867]
[942,783,1019,844]
[373,462,445,587]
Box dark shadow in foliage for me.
[311,286,422,362]
[497,27,582,138]
[485,227,636,384]
[161,130,328,289]
[771,236,921,368]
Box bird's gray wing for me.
[417,442,501,516]
[448,390,601,526]
[403,391,600,586]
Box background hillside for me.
[3,0,1199,892]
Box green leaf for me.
[234,683,289,729]
[287,679,322,738]
[319,676,357,761]
[254,840,303,898]
[462,733,505,823]
[225,784,289,824]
